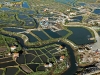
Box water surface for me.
[4,28,25,32]
[67,27,94,45]
[22,1,29,8]
[93,9,100,15]
[32,31,49,40]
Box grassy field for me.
[24,0,71,13]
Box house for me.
[77,6,84,10]
[44,63,53,67]
[69,12,76,16]
[55,55,65,62]
[44,8,49,12]
[10,46,16,51]
[78,49,84,52]
[60,55,65,61]
[12,52,19,60]
[59,45,63,49]
[8,52,11,56]
[66,9,70,12]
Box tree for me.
[94,21,98,26]
[65,19,69,24]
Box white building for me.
[69,12,76,16]
[44,63,53,67]
[10,46,16,51]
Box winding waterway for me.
[0,32,77,75]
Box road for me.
[89,27,100,50]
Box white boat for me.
[75,63,78,66]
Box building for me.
[66,9,70,12]
[44,63,53,67]
[60,55,65,61]
[59,45,63,49]
[12,52,19,61]
[69,12,76,16]
[10,46,16,51]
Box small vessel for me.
[75,63,78,66]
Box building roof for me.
[59,45,63,49]
[60,55,65,59]
[13,53,19,57]
[44,63,53,67]
[12,52,19,60]
[10,46,16,51]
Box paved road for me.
[89,27,100,50]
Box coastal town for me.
[0,0,100,75]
